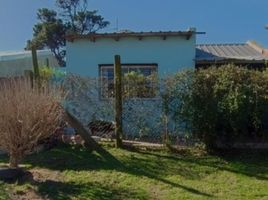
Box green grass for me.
[0,144,268,200]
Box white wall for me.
[66,35,196,77]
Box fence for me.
[63,70,195,146]
[0,50,194,146]
[3,53,268,149]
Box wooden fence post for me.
[31,46,40,80]
[31,46,41,89]
[114,55,123,148]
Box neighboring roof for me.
[196,41,268,62]
[67,28,205,42]
[0,50,53,62]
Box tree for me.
[56,0,110,34]
[26,0,109,66]
[0,78,64,168]
[27,8,67,67]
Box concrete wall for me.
[66,35,196,77]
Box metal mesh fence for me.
[63,72,196,146]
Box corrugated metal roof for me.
[196,43,268,61]
[0,50,53,62]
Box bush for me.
[163,65,268,149]
[39,66,66,83]
[0,78,64,168]
[192,65,268,149]
[161,69,194,143]
[123,71,158,98]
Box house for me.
[65,28,204,136]
[65,32,268,140]
[0,50,58,77]
[196,41,268,68]
[66,28,203,77]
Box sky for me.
[0,0,267,51]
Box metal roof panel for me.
[196,43,268,61]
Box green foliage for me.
[39,67,54,81]
[26,8,67,66]
[192,65,268,148]
[162,70,194,129]
[160,70,194,145]
[39,66,66,81]
[122,71,158,98]
[57,0,110,34]
[162,65,268,149]
[26,0,110,66]
[193,65,268,146]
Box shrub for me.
[39,66,66,83]
[122,71,158,98]
[163,65,268,149]
[0,78,64,168]
[161,70,194,143]
[192,65,268,148]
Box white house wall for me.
[66,35,196,77]
[65,35,196,139]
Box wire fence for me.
[63,73,197,146]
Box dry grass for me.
[0,78,64,168]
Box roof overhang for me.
[66,30,205,42]
[196,58,268,65]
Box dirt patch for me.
[30,168,62,183]
[9,168,62,200]
[10,188,44,200]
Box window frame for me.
[98,63,159,100]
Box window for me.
[99,64,158,98]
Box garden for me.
[0,65,268,199]
[1,144,268,200]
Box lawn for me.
[0,144,268,200]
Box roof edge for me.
[196,43,246,46]
[246,40,268,56]
[196,59,268,64]
[66,29,205,42]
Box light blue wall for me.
[66,35,196,77]
[66,35,196,136]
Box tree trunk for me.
[9,153,20,169]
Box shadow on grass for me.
[127,147,268,181]
[37,180,147,200]
[16,171,147,200]
[1,143,268,198]
[21,144,214,198]
[24,144,124,171]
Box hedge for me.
[167,65,268,149]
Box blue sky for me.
[0,0,267,51]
